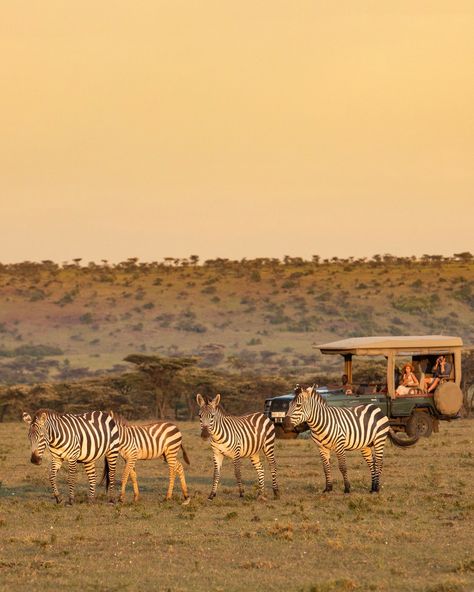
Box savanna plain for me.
[1,419,473,592]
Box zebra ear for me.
[38,412,47,426]
[22,412,32,425]
[211,394,221,407]
[196,393,205,407]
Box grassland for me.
[1,418,473,592]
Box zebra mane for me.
[33,408,59,419]
[309,386,327,406]
[110,412,129,427]
[203,396,229,416]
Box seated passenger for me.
[395,363,419,395]
[424,355,452,393]
[339,374,354,395]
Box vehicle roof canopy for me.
[317,335,463,356]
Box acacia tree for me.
[124,354,197,419]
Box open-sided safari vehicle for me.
[264,335,464,439]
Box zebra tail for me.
[99,457,111,491]
[181,444,190,465]
[388,429,419,447]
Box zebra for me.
[283,386,419,493]
[196,393,279,500]
[103,413,190,504]
[22,409,120,504]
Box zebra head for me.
[23,410,49,465]
[283,386,314,431]
[196,393,221,440]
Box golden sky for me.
[1,1,473,262]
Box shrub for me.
[79,313,94,324]
[249,271,261,282]
[392,296,434,315]
[454,284,474,309]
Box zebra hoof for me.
[182,497,191,506]
[322,487,333,493]
[54,496,63,505]
[273,490,280,500]
[257,494,267,502]
[207,494,215,501]
[344,487,351,494]
[66,499,75,506]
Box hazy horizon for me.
[1,2,473,263]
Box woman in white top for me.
[396,363,419,395]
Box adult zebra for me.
[283,386,419,493]
[196,393,279,500]
[23,409,120,504]
[103,413,190,504]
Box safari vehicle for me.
[264,335,464,439]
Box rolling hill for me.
[0,255,473,385]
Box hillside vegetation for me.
[1,255,473,379]
[1,255,474,419]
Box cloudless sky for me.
[1,1,473,263]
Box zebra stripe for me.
[109,413,190,503]
[284,386,418,493]
[196,393,279,500]
[23,409,120,504]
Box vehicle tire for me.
[434,382,463,416]
[274,425,298,440]
[406,412,433,438]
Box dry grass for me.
[1,419,473,591]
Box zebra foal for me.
[196,393,279,500]
[105,413,190,504]
[23,409,120,504]
[283,386,418,493]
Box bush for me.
[392,296,435,315]
[79,313,94,324]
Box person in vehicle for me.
[341,374,354,395]
[395,363,419,395]
[424,355,452,393]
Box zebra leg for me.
[233,455,244,497]
[263,444,279,499]
[83,461,97,503]
[49,456,63,504]
[165,454,178,501]
[208,450,224,500]
[372,440,385,493]
[175,460,190,503]
[335,447,351,493]
[65,460,78,505]
[130,467,140,502]
[105,451,118,503]
[361,447,377,492]
[119,457,136,502]
[317,447,333,492]
[250,454,266,500]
